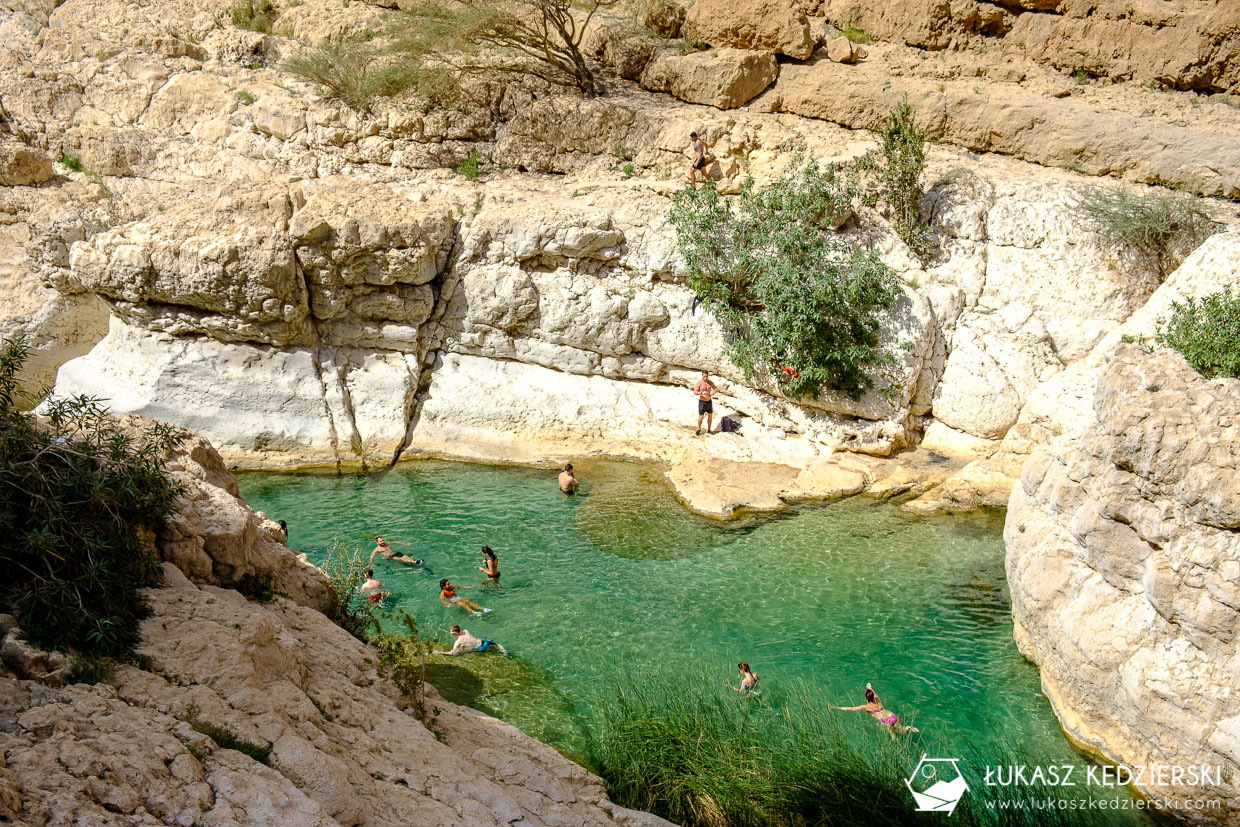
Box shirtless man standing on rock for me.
[688,131,711,184]
[694,371,717,436]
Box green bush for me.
[230,0,274,33]
[1073,186,1216,278]
[283,41,449,112]
[1157,286,1240,379]
[59,152,84,172]
[855,99,932,260]
[840,26,871,43]
[594,672,1115,827]
[67,653,115,685]
[455,151,481,180]
[320,537,376,640]
[372,610,440,733]
[670,157,900,401]
[0,339,184,658]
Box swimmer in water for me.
[730,661,759,693]
[359,568,389,605]
[369,536,423,567]
[558,464,579,495]
[836,682,919,737]
[439,579,489,616]
[478,546,500,580]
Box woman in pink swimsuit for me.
[836,682,916,736]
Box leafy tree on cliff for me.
[0,338,184,658]
[394,0,617,97]
[670,157,901,401]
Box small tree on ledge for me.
[396,0,617,97]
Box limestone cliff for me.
[0,433,668,827]
[1006,345,1240,819]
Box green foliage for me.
[455,151,481,180]
[839,26,871,43]
[669,158,900,400]
[854,99,932,259]
[1156,286,1240,379]
[371,610,441,733]
[184,703,272,763]
[0,339,184,658]
[612,145,635,162]
[595,672,1114,827]
[1073,186,1216,278]
[1072,68,1088,84]
[283,41,451,112]
[395,0,617,97]
[59,152,84,172]
[320,537,376,640]
[235,89,255,105]
[622,162,634,180]
[230,0,274,33]
[232,573,277,604]
[67,653,115,685]
[676,38,709,54]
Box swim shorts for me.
[693,156,706,170]
[698,399,713,415]
[477,640,491,652]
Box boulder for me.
[1007,345,1240,817]
[682,0,813,60]
[0,138,54,186]
[643,0,685,37]
[640,48,779,109]
[823,35,857,63]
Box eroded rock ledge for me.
[0,433,668,827]
[1006,345,1240,818]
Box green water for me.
[238,458,1144,820]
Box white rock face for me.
[1006,346,1240,818]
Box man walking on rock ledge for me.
[694,371,717,435]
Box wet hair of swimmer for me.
[482,546,497,560]
[440,579,450,589]
[450,624,461,634]
[278,519,287,532]
[366,568,373,577]
[564,463,573,471]
[738,662,751,673]
[865,687,877,703]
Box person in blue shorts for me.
[438,624,509,657]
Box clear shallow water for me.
[238,458,1143,819]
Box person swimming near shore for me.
[360,568,389,605]
[836,682,919,737]
[370,536,423,567]
[439,579,490,616]
[558,464,579,495]
[478,546,500,580]
[730,661,759,694]
[437,624,510,658]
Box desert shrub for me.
[1073,186,1216,278]
[59,152,84,171]
[371,610,440,733]
[283,41,449,112]
[670,157,900,401]
[840,26,871,43]
[1157,286,1240,379]
[320,537,375,640]
[0,338,184,658]
[67,653,115,685]
[455,150,481,180]
[230,0,274,33]
[854,99,932,259]
[235,89,255,105]
[595,672,1116,827]
[395,0,618,97]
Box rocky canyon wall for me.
[1006,345,1240,819]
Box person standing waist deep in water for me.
[478,546,500,580]
[559,464,579,494]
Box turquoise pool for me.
[237,457,1144,821]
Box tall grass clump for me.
[284,41,451,112]
[670,156,900,401]
[0,338,184,658]
[854,99,932,260]
[1073,186,1216,278]
[594,672,1116,827]
[1157,286,1240,379]
[320,537,376,640]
